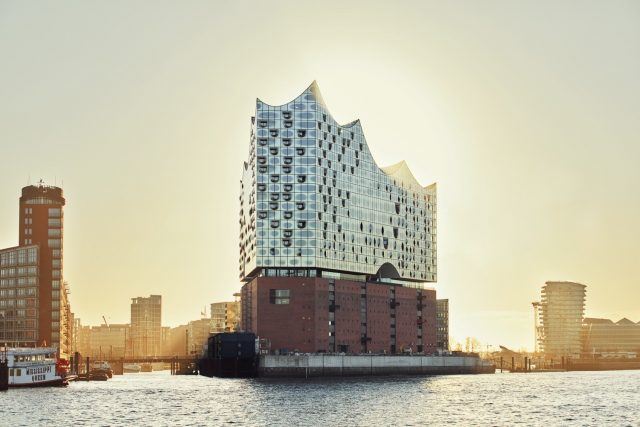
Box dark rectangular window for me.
[269,289,290,305]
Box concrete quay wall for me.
[259,355,494,377]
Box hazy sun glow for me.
[1,0,638,350]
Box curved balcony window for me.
[270,147,278,155]
[297,130,306,137]
[282,111,292,119]
[257,211,267,219]
[296,148,305,156]
[296,202,305,210]
[270,220,280,228]
[258,120,267,128]
[283,229,293,238]
[258,166,267,173]
[257,156,267,165]
[297,220,306,229]
[283,211,293,220]
[257,184,266,192]
[297,175,306,183]
[282,193,292,201]
[283,157,293,165]
[284,120,293,128]
[270,129,279,137]
[258,138,268,146]
[283,166,292,174]
[270,194,280,201]
[270,175,280,183]
[269,202,279,210]
[283,184,293,192]
[282,138,292,146]
[282,239,292,247]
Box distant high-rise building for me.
[436,299,449,351]
[89,324,129,359]
[19,182,70,354]
[0,181,73,357]
[187,318,212,355]
[130,295,162,357]
[162,324,188,356]
[535,281,586,357]
[211,301,241,333]
[239,83,438,354]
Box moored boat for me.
[91,360,113,378]
[3,347,69,388]
[123,363,141,373]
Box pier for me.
[69,354,198,377]
[258,354,495,378]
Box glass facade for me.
[0,245,39,346]
[239,82,437,283]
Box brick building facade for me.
[242,276,436,354]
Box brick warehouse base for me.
[241,277,436,354]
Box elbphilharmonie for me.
[239,82,445,354]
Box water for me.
[1,370,639,426]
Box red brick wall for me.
[420,289,437,353]
[333,280,361,353]
[395,286,419,352]
[365,283,391,353]
[241,276,438,355]
[246,277,320,353]
[19,195,61,346]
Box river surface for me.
[1,370,639,426]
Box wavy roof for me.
[258,81,435,192]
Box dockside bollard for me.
[0,359,8,391]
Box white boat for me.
[123,363,141,373]
[3,347,68,387]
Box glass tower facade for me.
[239,82,437,284]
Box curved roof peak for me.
[307,80,327,109]
[257,80,326,109]
[382,160,433,191]
[258,82,362,128]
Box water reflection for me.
[1,370,639,426]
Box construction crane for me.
[102,315,109,328]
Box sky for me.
[0,1,638,350]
